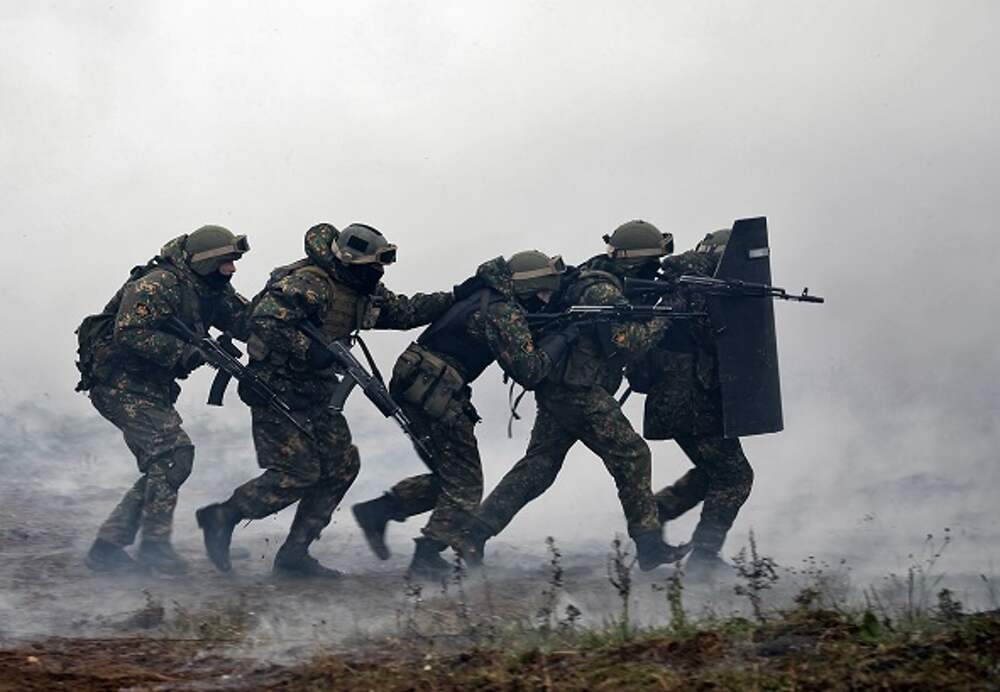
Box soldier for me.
[351,251,578,578]
[75,225,251,574]
[630,229,754,578]
[196,222,454,579]
[453,221,688,571]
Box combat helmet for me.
[183,225,250,276]
[694,228,732,256]
[604,220,673,262]
[508,250,566,298]
[332,224,398,265]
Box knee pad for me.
[163,445,195,489]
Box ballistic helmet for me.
[332,224,397,265]
[694,228,732,256]
[604,220,673,262]
[184,225,249,276]
[508,250,566,297]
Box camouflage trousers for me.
[653,436,753,554]
[90,382,194,546]
[387,393,482,547]
[227,405,360,548]
[475,384,660,538]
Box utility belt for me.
[390,342,467,419]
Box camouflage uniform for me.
[83,236,249,548]
[472,256,668,540]
[220,224,453,557]
[630,239,754,556]
[371,257,560,549]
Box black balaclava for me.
[348,263,385,294]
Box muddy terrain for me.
[1,403,998,689]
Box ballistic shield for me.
[709,216,783,437]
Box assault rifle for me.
[297,321,436,466]
[625,276,824,303]
[527,304,706,331]
[166,316,314,439]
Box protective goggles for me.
[189,235,250,263]
[332,239,398,265]
[510,255,567,281]
[603,233,674,260]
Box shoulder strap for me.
[418,287,502,346]
[506,381,530,439]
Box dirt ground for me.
[1,423,997,690]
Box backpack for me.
[74,257,166,391]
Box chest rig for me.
[293,265,382,341]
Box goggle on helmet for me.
[509,251,567,296]
[332,224,398,265]
[603,220,674,263]
[188,235,250,264]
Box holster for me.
[391,343,465,419]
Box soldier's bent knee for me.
[344,444,361,481]
[736,460,754,489]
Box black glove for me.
[176,345,206,373]
[306,339,336,370]
[538,330,574,365]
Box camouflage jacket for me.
[541,255,667,393]
[246,223,454,408]
[98,236,250,399]
[414,256,555,388]
[633,247,724,439]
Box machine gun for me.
[297,321,436,466]
[166,316,314,439]
[625,276,824,303]
[526,304,706,331]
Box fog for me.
[1,0,998,593]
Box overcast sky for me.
[1,0,997,565]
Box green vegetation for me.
[2,533,997,689]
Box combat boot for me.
[352,493,405,560]
[451,519,492,568]
[633,528,691,572]
[136,540,189,574]
[85,538,140,573]
[272,543,343,580]
[407,537,452,580]
[684,547,733,583]
[196,502,241,573]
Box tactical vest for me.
[550,269,626,388]
[417,287,503,383]
[246,259,381,363]
[295,264,380,339]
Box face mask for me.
[203,269,234,288]
[348,263,385,292]
[634,260,661,280]
[518,294,547,313]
